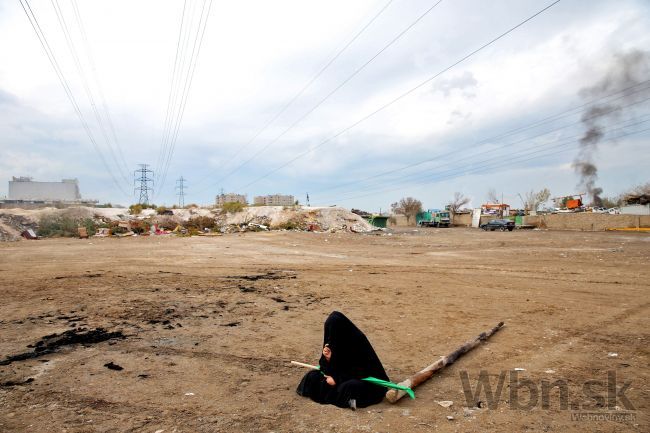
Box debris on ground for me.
[0,327,125,365]
[0,214,38,241]
[436,400,453,408]
[21,229,38,240]
[104,361,124,371]
[0,205,375,241]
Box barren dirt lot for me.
[0,228,648,432]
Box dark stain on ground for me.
[0,377,34,387]
[104,362,123,371]
[0,327,125,366]
[223,321,241,327]
[54,273,102,279]
[227,271,296,281]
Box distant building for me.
[481,203,510,216]
[8,177,81,201]
[253,194,295,206]
[215,193,247,207]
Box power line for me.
[70,0,131,178]
[193,0,396,188]
[156,0,189,183]
[18,0,129,198]
[235,0,564,191]
[318,117,650,203]
[201,0,447,192]
[134,164,154,204]
[50,0,131,185]
[315,80,650,195]
[317,94,650,199]
[157,0,214,197]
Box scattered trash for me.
[514,367,526,371]
[446,415,454,421]
[608,352,618,358]
[21,229,38,240]
[104,362,123,371]
[436,400,453,408]
[184,392,195,396]
[545,369,556,374]
[94,227,110,237]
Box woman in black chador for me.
[296,311,389,410]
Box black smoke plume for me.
[574,50,650,206]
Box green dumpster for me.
[363,215,388,228]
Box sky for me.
[1,0,649,211]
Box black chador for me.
[296,311,388,409]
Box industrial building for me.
[215,193,247,207]
[8,177,81,201]
[253,194,295,206]
[2,176,96,208]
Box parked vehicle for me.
[480,219,515,231]
[418,210,451,227]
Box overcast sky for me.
[1,0,649,210]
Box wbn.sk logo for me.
[459,370,635,413]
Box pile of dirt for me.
[220,206,374,233]
[0,205,375,240]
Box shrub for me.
[186,216,216,230]
[156,206,168,215]
[274,218,303,230]
[129,204,143,215]
[38,215,97,237]
[221,202,244,213]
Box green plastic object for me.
[362,377,416,399]
[317,368,415,399]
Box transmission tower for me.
[134,164,154,204]
[176,176,187,208]
[306,192,310,207]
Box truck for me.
[416,209,451,227]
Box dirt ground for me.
[0,228,648,432]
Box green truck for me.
[416,209,451,227]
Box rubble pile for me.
[0,205,375,240]
[0,214,38,241]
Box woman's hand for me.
[322,345,332,362]
[324,375,336,386]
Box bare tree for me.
[523,188,551,211]
[391,197,423,224]
[448,192,470,213]
[486,188,499,203]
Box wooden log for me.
[385,321,504,403]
